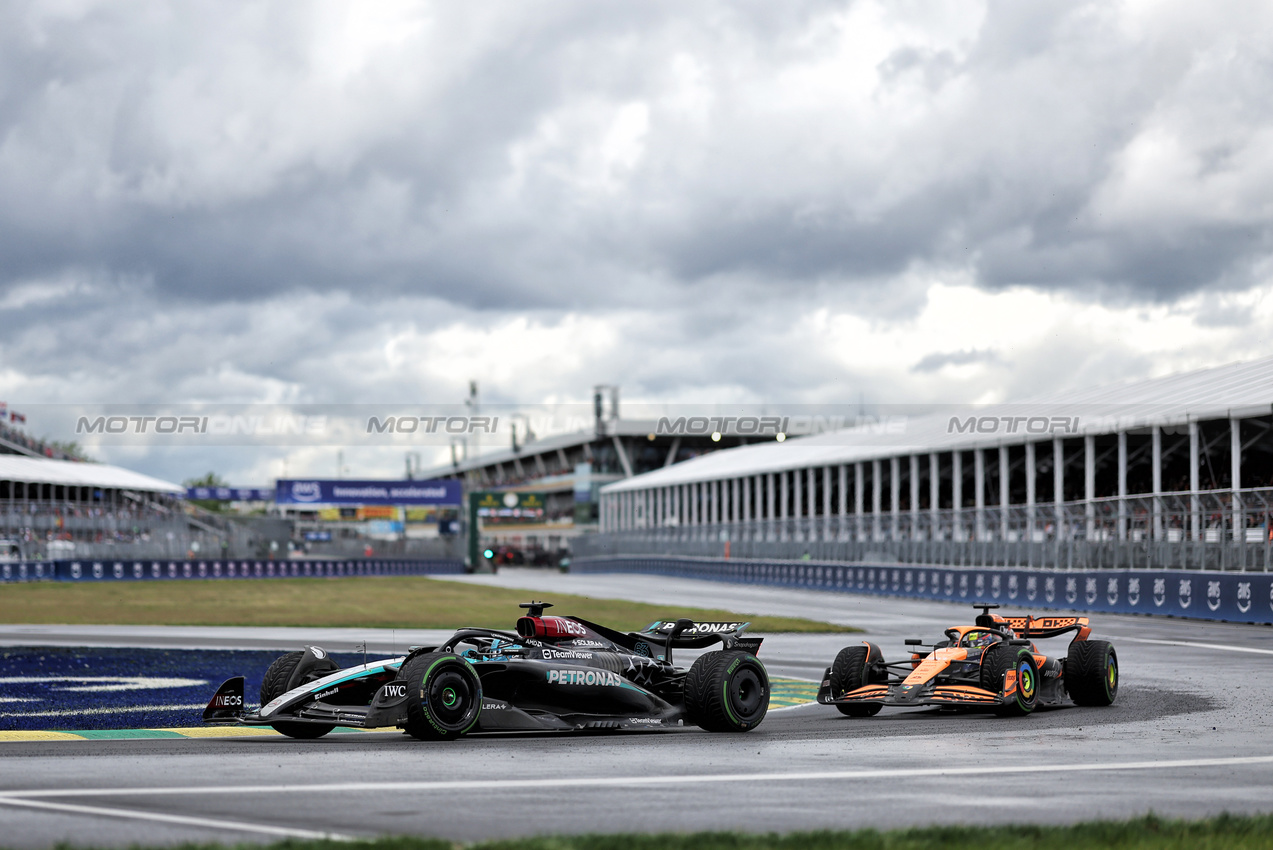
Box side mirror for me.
[904,638,922,646]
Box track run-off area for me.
[1,569,1272,847]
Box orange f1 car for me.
[817,604,1118,717]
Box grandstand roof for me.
[602,354,1273,494]
[0,456,184,494]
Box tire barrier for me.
[0,558,464,584]
[572,555,1273,625]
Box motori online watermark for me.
[77,415,329,436]
[947,415,1081,435]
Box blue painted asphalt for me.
[0,647,361,731]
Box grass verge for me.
[0,576,855,632]
[17,814,1273,850]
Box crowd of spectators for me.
[0,420,88,461]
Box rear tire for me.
[260,651,336,739]
[1065,639,1119,706]
[829,644,883,717]
[400,652,483,741]
[685,650,769,732]
[981,644,1038,717]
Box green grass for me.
[28,814,1273,850]
[0,576,854,633]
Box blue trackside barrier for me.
[0,558,464,584]
[572,555,1273,625]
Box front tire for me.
[829,644,884,717]
[685,650,769,732]
[1065,639,1118,706]
[260,651,337,739]
[400,652,483,741]
[981,644,1039,717]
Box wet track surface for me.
[1,570,1272,846]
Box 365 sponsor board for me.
[573,557,1273,624]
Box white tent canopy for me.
[0,456,183,494]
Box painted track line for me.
[5,754,1273,799]
[0,797,356,841]
[1118,637,1273,656]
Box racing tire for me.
[400,652,482,741]
[829,644,883,717]
[685,650,768,733]
[260,651,337,739]
[1065,639,1119,706]
[981,644,1039,717]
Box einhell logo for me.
[947,416,1080,435]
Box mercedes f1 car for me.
[203,601,769,738]
[817,604,1118,717]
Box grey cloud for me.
[911,349,1002,374]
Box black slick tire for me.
[400,652,482,741]
[981,644,1039,717]
[1065,639,1119,706]
[684,650,768,732]
[829,644,883,717]
[260,651,336,739]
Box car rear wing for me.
[639,620,763,654]
[1004,615,1092,641]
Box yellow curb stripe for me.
[0,731,88,742]
[162,727,281,738]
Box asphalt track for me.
[2,569,1272,847]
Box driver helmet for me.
[964,630,995,648]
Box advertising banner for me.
[275,479,462,506]
[186,487,274,501]
[471,491,547,524]
[0,558,463,583]
[573,557,1273,625]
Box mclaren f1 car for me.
[203,601,769,739]
[817,604,1118,717]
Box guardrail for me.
[0,557,465,584]
[572,555,1273,624]
[587,487,1273,571]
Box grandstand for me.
[420,394,830,555]
[0,454,212,560]
[590,356,1273,571]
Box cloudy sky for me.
[3,0,1273,484]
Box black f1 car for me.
[203,601,769,738]
[817,604,1118,717]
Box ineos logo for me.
[214,694,243,707]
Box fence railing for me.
[582,487,1273,571]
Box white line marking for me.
[0,677,207,692]
[0,797,355,841]
[4,754,1272,800]
[1118,637,1273,656]
[0,704,206,719]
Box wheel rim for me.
[1106,654,1118,691]
[425,667,475,729]
[729,668,765,720]
[1017,659,1036,700]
